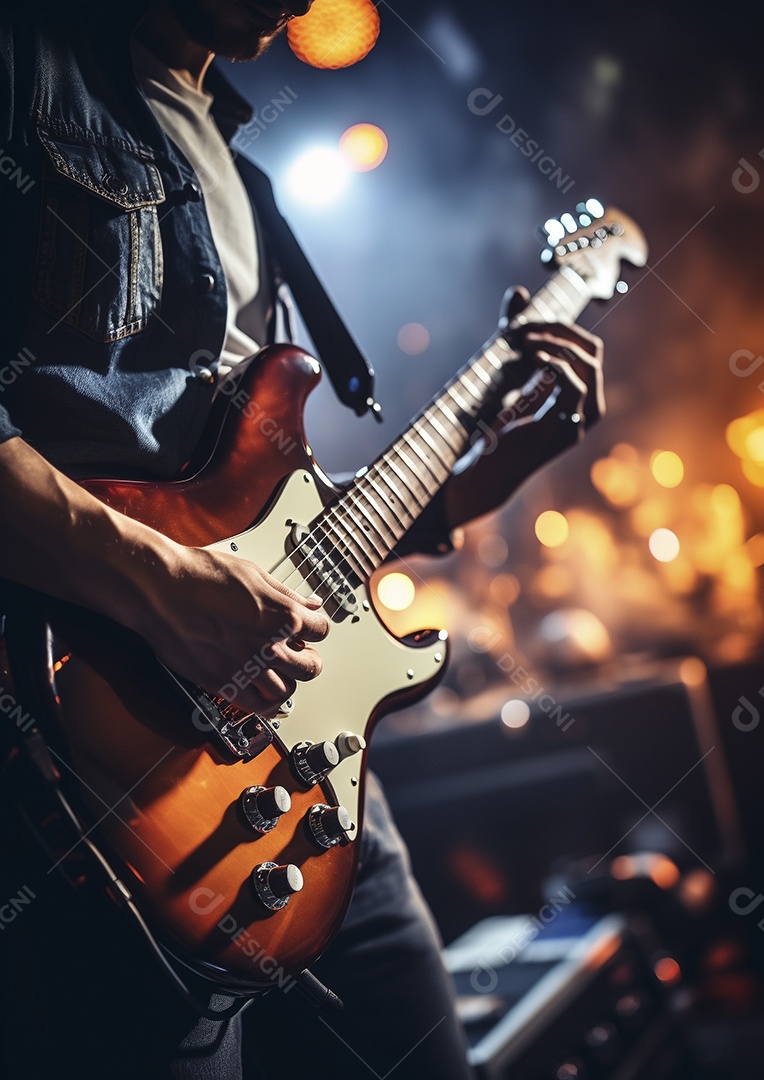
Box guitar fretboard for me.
[314,264,594,582]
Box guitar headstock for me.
[540,198,648,300]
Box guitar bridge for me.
[164,667,274,760]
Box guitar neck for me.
[316,266,594,581]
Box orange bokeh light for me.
[340,123,389,171]
[287,0,380,70]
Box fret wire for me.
[394,446,438,498]
[412,420,453,469]
[434,397,462,428]
[482,347,504,371]
[401,431,448,484]
[458,371,485,402]
[355,475,405,542]
[318,513,373,580]
[324,502,377,566]
[543,276,575,316]
[366,469,415,528]
[423,407,462,454]
[381,449,420,499]
[530,294,558,322]
[342,489,388,554]
[471,362,494,387]
[558,265,590,307]
[446,385,474,416]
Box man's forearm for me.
[0,436,176,629]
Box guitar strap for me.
[235,155,382,422]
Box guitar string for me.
[211,275,588,712]
[264,280,579,612]
[269,359,501,603]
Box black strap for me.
[235,155,381,420]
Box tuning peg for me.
[539,247,554,264]
[560,212,578,234]
[577,212,592,227]
[543,218,566,245]
[616,281,628,293]
[585,197,605,219]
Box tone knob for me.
[335,731,366,760]
[308,804,354,849]
[252,861,303,910]
[239,785,291,834]
[291,740,339,785]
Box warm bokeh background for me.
[224,0,764,691]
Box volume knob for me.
[335,731,366,760]
[308,804,354,849]
[291,740,340,785]
[252,861,303,910]
[240,785,291,834]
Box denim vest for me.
[0,5,275,478]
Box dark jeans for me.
[0,772,473,1080]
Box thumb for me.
[499,285,531,331]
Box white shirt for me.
[132,38,263,376]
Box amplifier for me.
[444,909,688,1079]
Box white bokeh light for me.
[286,147,349,207]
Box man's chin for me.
[167,0,288,62]
[217,26,284,62]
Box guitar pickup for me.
[286,522,359,620]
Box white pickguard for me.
[206,469,447,839]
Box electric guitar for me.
[2,204,646,1001]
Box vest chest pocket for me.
[33,126,166,342]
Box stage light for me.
[340,123,388,171]
[535,510,569,547]
[376,572,416,611]
[286,146,349,206]
[288,0,380,69]
[649,528,680,563]
[654,956,681,985]
[650,450,684,488]
[501,699,531,729]
[725,409,764,459]
[397,322,430,355]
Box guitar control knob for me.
[308,804,354,849]
[252,861,303,911]
[239,785,291,834]
[335,732,366,760]
[291,740,339,786]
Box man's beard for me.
[166,0,289,61]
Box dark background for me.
[221,1,764,681]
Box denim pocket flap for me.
[37,127,165,210]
